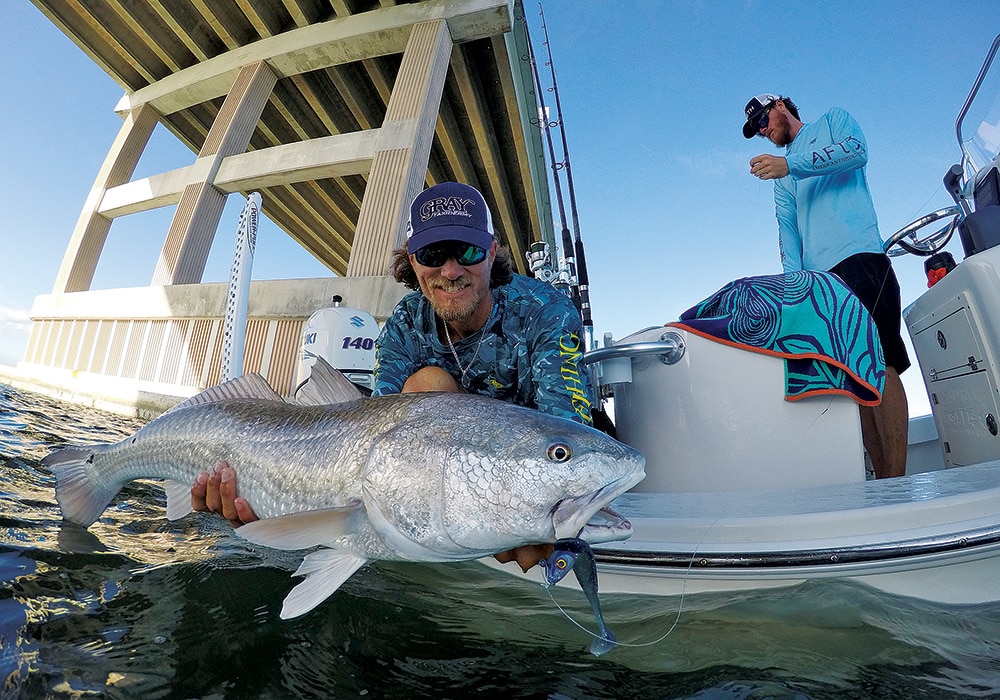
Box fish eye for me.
[547,442,572,462]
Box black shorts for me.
[829,252,911,373]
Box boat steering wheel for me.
[882,205,962,257]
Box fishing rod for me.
[537,4,595,352]
[522,8,581,315]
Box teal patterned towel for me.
[669,271,884,405]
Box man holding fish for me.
[192,182,597,571]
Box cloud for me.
[0,303,31,366]
[0,306,30,325]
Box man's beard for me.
[769,111,793,147]
[429,279,486,324]
[436,302,476,324]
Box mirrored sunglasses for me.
[414,241,489,268]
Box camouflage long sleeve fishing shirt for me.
[373,274,594,425]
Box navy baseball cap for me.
[742,93,778,138]
[406,182,495,254]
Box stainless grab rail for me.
[580,332,686,367]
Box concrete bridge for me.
[13,0,555,415]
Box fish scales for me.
[72,395,427,520]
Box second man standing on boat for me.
[743,93,910,478]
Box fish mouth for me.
[552,470,644,542]
[578,505,633,544]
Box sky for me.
[2,1,999,419]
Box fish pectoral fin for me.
[280,549,367,619]
[235,501,364,550]
[163,480,195,521]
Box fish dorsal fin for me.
[163,373,285,416]
[292,355,364,406]
[234,501,364,550]
[280,549,368,619]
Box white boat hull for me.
[593,544,1000,604]
[591,460,1000,604]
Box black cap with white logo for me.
[742,93,778,139]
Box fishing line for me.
[544,516,721,650]
[903,183,946,227]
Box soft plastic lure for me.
[541,537,616,656]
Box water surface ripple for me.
[1,383,999,699]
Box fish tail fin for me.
[42,446,119,528]
[589,628,616,657]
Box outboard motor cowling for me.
[296,296,378,393]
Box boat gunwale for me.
[593,522,1000,570]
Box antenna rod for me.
[221,192,262,381]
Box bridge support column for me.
[52,102,159,293]
[152,60,277,285]
[346,19,453,277]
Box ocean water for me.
[2,382,1000,699]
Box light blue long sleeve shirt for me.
[774,108,883,272]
